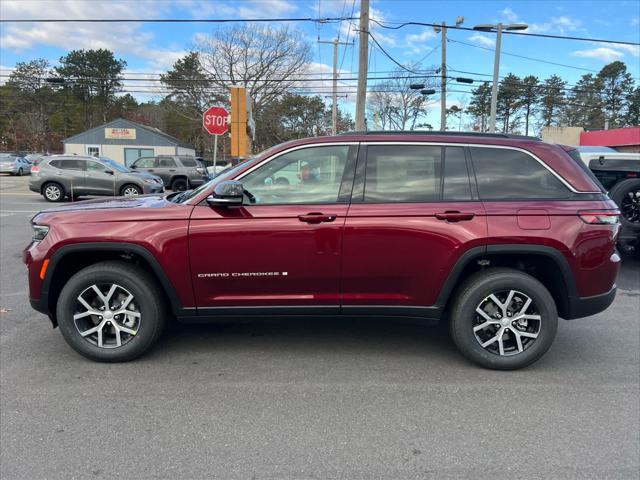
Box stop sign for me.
[203,106,229,135]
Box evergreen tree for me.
[540,75,566,127]
[597,61,634,128]
[466,82,492,132]
[518,75,540,136]
[497,74,521,133]
[562,74,605,129]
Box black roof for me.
[338,130,541,141]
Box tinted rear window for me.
[364,145,442,202]
[469,147,569,200]
[180,157,197,167]
[566,149,605,192]
[49,159,85,170]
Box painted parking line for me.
[0,193,39,196]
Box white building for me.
[63,118,196,166]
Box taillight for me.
[31,165,40,173]
[578,210,620,225]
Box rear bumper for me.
[143,184,165,194]
[566,285,617,320]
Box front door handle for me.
[435,211,475,222]
[169,169,176,172]
[298,213,337,224]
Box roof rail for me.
[337,130,541,141]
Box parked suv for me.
[24,132,620,369]
[29,155,164,201]
[130,155,208,191]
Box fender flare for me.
[435,244,578,308]
[42,242,184,316]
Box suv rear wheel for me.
[449,268,558,370]
[56,261,166,362]
[42,182,65,202]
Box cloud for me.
[500,8,520,23]
[612,43,640,57]
[406,30,437,44]
[528,16,581,34]
[574,47,624,62]
[0,0,185,70]
[468,33,495,48]
[179,0,297,19]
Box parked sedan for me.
[30,155,164,202]
[0,153,31,175]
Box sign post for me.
[203,106,230,175]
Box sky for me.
[1,0,639,127]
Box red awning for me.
[580,127,640,147]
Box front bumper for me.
[566,285,617,320]
[142,184,165,194]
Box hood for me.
[40,194,168,213]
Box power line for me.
[368,32,420,74]
[447,38,601,73]
[369,19,640,46]
[0,16,357,24]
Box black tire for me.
[449,268,558,370]
[120,183,142,196]
[170,177,188,192]
[17,168,23,176]
[56,261,166,362]
[609,178,640,231]
[42,182,65,202]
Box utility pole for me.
[434,17,464,131]
[440,22,447,131]
[319,38,353,135]
[473,22,528,133]
[355,0,369,131]
[489,23,503,133]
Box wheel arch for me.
[436,244,578,319]
[42,242,184,326]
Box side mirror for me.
[206,180,244,207]
[104,169,114,175]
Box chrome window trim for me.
[360,141,598,194]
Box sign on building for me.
[105,128,137,140]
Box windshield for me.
[100,157,129,173]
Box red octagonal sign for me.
[203,106,230,135]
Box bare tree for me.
[195,25,311,113]
[366,66,436,130]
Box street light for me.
[473,22,528,132]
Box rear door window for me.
[363,145,442,202]
[469,147,569,200]
[133,157,156,168]
[157,157,177,168]
[51,159,85,171]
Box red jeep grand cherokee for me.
[24,132,620,369]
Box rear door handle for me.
[298,213,337,224]
[435,211,475,222]
[169,169,176,172]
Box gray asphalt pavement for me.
[1,175,639,479]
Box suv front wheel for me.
[449,268,558,370]
[56,261,166,362]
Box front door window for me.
[241,145,350,204]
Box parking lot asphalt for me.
[1,174,638,479]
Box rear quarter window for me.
[469,147,569,200]
[179,157,197,167]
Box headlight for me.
[144,178,158,184]
[32,224,49,242]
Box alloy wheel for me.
[473,290,541,356]
[620,188,640,224]
[44,185,61,201]
[73,283,141,348]
[123,186,140,196]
